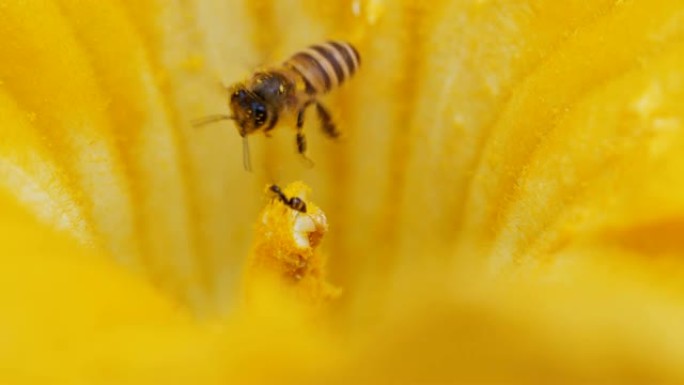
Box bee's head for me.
[229,86,269,136]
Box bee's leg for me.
[315,102,340,138]
[264,110,279,137]
[296,100,314,129]
[296,101,315,167]
[295,130,314,168]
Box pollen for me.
[244,181,340,306]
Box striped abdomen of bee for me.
[284,41,361,96]
[283,41,360,167]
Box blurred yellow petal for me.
[0,189,189,380]
[3,0,684,383]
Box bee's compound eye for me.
[253,103,268,127]
[231,89,246,101]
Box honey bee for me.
[269,184,307,213]
[193,41,361,171]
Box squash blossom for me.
[3,0,684,383]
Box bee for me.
[193,41,361,171]
[269,184,307,213]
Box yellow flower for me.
[2,0,684,383]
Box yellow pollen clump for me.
[244,181,340,306]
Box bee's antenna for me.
[191,114,235,128]
[243,136,252,172]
